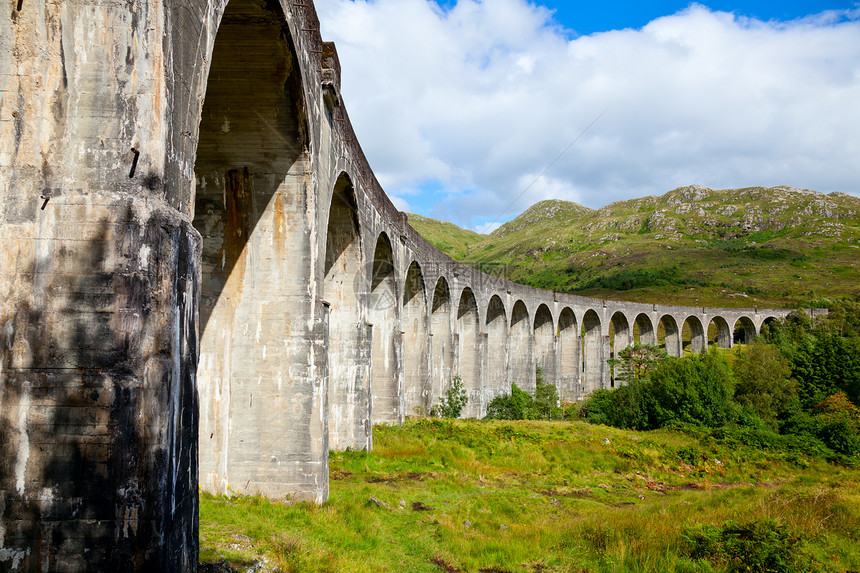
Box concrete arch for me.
[431,277,454,408]
[370,232,401,424]
[683,316,706,354]
[534,304,555,386]
[634,313,656,345]
[734,316,757,344]
[457,287,481,418]
[708,316,732,349]
[609,312,632,387]
[557,307,580,400]
[658,315,682,357]
[582,309,604,393]
[324,173,369,451]
[195,0,316,501]
[485,295,509,402]
[403,261,430,416]
[510,301,534,392]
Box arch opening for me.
[558,308,579,401]
[485,295,508,403]
[370,233,400,424]
[324,175,367,450]
[534,304,555,388]
[657,315,681,357]
[193,0,313,497]
[760,316,780,340]
[609,312,631,388]
[733,316,757,345]
[431,278,453,407]
[457,288,481,417]
[582,309,603,394]
[708,316,732,349]
[634,313,656,346]
[683,316,706,354]
[510,301,534,392]
[403,262,429,416]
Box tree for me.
[608,343,667,385]
[486,383,532,420]
[733,341,797,430]
[530,366,561,420]
[647,349,735,428]
[431,376,468,419]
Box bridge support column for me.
[601,335,612,390]
[476,332,488,417]
[1,199,201,571]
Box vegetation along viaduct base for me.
[0,0,809,569]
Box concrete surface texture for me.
[0,0,812,569]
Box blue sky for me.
[548,1,858,34]
[316,0,860,232]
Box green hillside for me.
[406,213,486,261]
[408,186,860,308]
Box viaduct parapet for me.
[0,0,811,569]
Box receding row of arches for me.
[320,175,774,438]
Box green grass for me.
[200,419,860,572]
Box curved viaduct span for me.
[0,0,803,569]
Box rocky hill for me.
[407,186,860,308]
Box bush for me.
[733,341,796,430]
[579,381,651,430]
[814,392,860,457]
[486,384,533,420]
[532,367,561,420]
[684,520,818,573]
[647,349,735,428]
[485,368,562,421]
[431,376,468,419]
[607,343,667,384]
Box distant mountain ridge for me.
[407,185,860,308]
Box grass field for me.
[199,418,860,572]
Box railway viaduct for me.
[0,0,804,569]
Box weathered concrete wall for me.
[1,0,811,569]
[0,0,203,568]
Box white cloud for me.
[315,0,860,230]
[475,221,502,235]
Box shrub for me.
[579,381,651,430]
[431,376,468,419]
[732,341,796,430]
[647,349,735,428]
[486,384,533,420]
[532,367,561,420]
[684,519,818,573]
[607,343,667,384]
[486,368,562,421]
[814,392,860,457]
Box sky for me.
[314,0,860,233]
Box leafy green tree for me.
[531,367,561,420]
[486,368,562,421]
[579,380,651,430]
[431,376,468,419]
[732,341,797,430]
[532,379,561,420]
[816,297,860,338]
[608,343,667,384]
[647,349,735,428]
[814,392,860,457]
[486,384,533,420]
[807,330,860,407]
